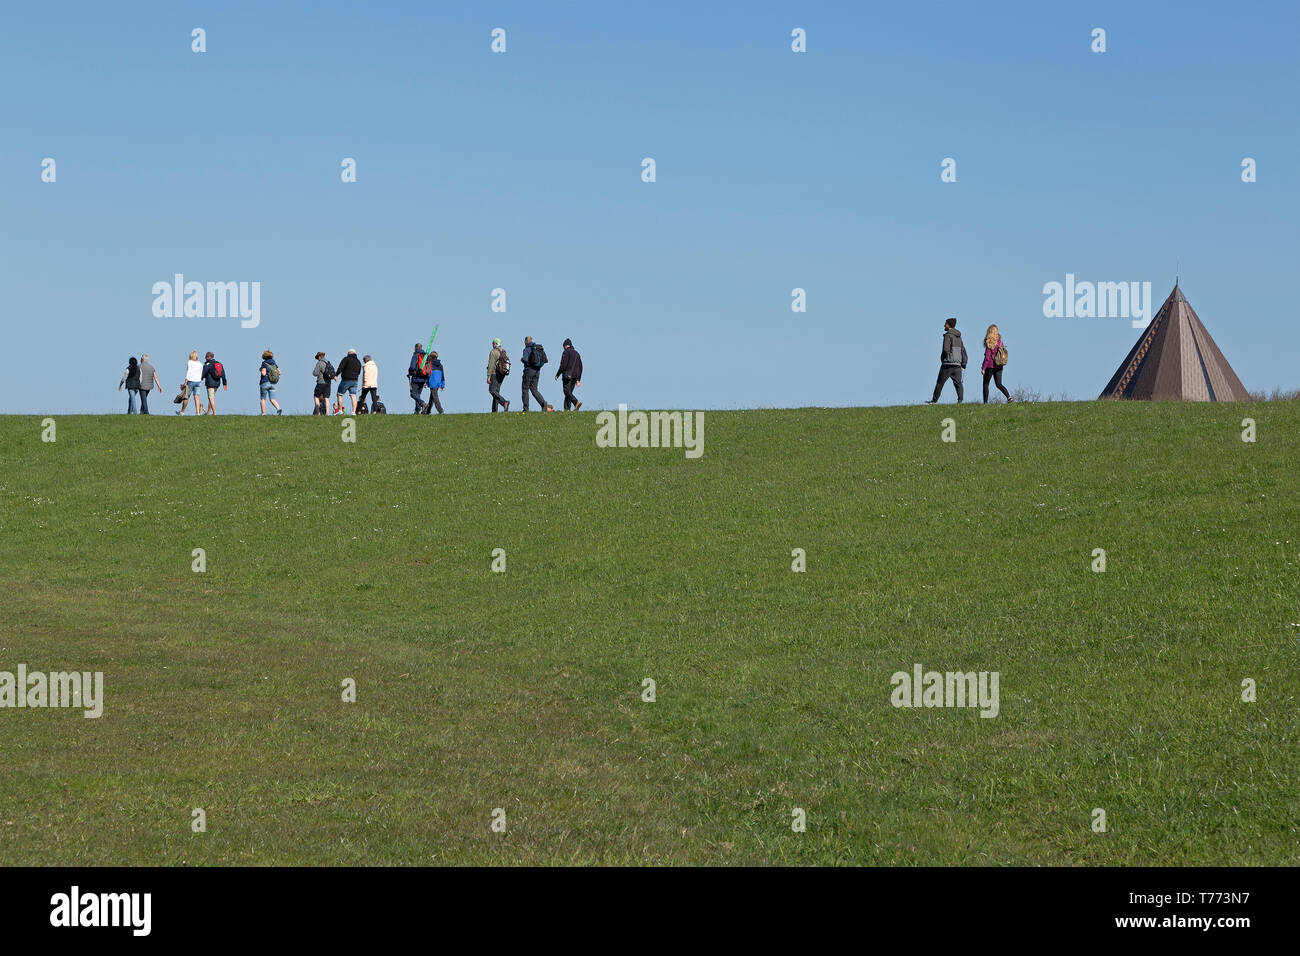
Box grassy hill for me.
[0,402,1296,865]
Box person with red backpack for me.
[201,351,228,415]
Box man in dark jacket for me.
[520,336,552,412]
[201,351,228,415]
[926,318,967,404]
[421,351,446,414]
[335,349,363,414]
[407,343,429,413]
[555,338,583,411]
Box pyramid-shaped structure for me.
[1099,284,1249,401]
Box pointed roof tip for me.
[1099,283,1250,402]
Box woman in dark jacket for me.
[118,357,141,413]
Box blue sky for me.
[3,0,1296,413]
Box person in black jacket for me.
[201,351,228,415]
[520,336,552,412]
[407,343,429,413]
[335,349,363,414]
[926,318,967,404]
[555,338,583,411]
[118,357,142,413]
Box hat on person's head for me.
[563,338,572,348]
[348,348,356,354]
[492,338,501,347]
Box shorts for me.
[260,382,276,398]
[187,380,202,396]
[338,380,359,397]
[314,382,331,398]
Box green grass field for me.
[0,402,1296,865]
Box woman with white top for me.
[179,350,204,415]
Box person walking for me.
[138,353,162,414]
[259,349,284,415]
[981,325,1013,404]
[138,351,162,411]
[358,354,380,412]
[926,318,967,404]
[312,352,333,415]
[335,349,362,414]
[407,343,429,413]
[555,338,583,411]
[179,350,204,415]
[486,337,510,412]
[119,357,142,413]
[422,350,446,414]
[520,336,553,412]
[201,351,228,415]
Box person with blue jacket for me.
[421,351,446,414]
[407,343,429,413]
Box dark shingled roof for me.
[1099,284,1249,401]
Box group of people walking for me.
[118,350,280,415]
[116,336,584,416]
[484,336,583,413]
[115,324,1010,413]
[310,349,385,415]
[926,320,1014,404]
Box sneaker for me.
[574,400,582,411]
[1006,397,1015,404]
[276,408,283,415]
[924,399,937,405]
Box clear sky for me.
[3,0,1296,413]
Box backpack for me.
[323,360,337,380]
[212,360,224,379]
[374,401,386,414]
[527,344,547,369]
[995,344,1009,367]
[495,352,511,377]
[267,363,281,384]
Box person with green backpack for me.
[259,349,283,416]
